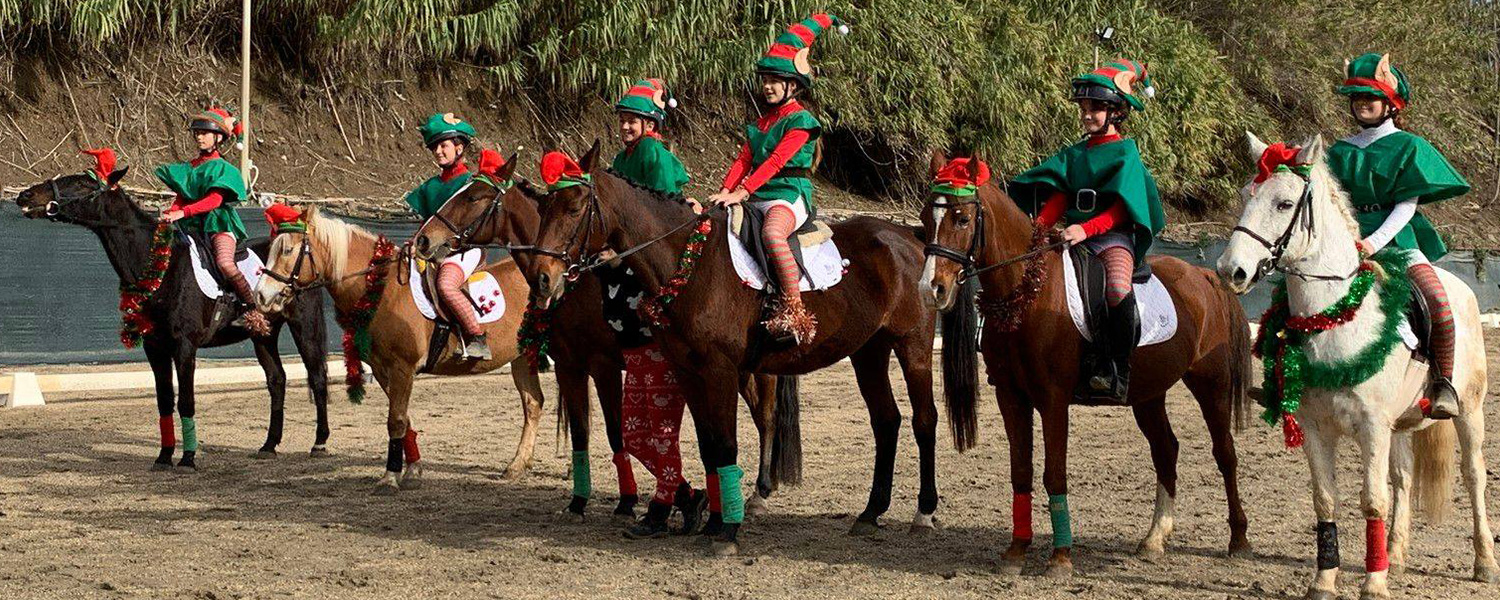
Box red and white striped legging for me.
[438,262,483,336]
[1408,263,1456,379]
[763,205,802,299]
[1100,246,1134,308]
[212,233,255,302]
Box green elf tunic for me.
[611,135,689,195]
[1010,138,1167,258]
[746,108,821,212]
[405,168,474,220]
[154,157,249,239]
[1326,127,1468,262]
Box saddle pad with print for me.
[726,205,845,292]
[408,249,505,323]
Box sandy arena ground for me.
[3,339,1499,600]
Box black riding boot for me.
[1428,378,1462,420]
[624,501,672,540]
[1087,292,1140,405]
[673,482,709,535]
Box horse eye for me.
[955,215,972,227]
[1276,200,1295,211]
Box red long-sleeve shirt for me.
[439,161,469,182]
[720,101,814,193]
[169,151,227,217]
[1033,133,1132,237]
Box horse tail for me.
[1218,274,1255,433]
[941,277,981,452]
[1412,420,1457,524]
[770,375,804,486]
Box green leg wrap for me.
[180,417,198,452]
[1049,494,1072,548]
[570,450,591,499]
[717,465,745,524]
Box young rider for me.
[1010,59,1167,404]
[405,113,490,360]
[707,13,848,345]
[1326,53,1470,420]
[156,106,267,336]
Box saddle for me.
[409,252,505,372]
[179,230,265,333]
[730,204,830,295]
[1068,244,1152,338]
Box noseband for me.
[41,175,107,219]
[422,180,511,258]
[529,180,707,281]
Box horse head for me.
[1217,132,1351,294]
[919,151,990,312]
[14,168,132,226]
[411,151,520,260]
[258,206,337,313]
[528,140,607,308]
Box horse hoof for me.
[611,507,637,523]
[372,472,400,496]
[150,461,173,472]
[1135,543,1166,562]
[173,464,199,474]
[847,519,881,537]
[746,494,770,517]
[499,466,525,482]
[1358,587,1392,600]
[1227,540,1254,559]
[398,462,423,490]
[711,540,740,557]
[251,450,277,460]
[997,560,1024,576]
[1304,588,1337,600]
[1042,561,1073,579]
[1475,560,1500,583]
[308,446,330,458]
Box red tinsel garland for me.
[977,226,1051,332]
[119,223,175,348]
[639,218,714,328]
[333,237,397,403]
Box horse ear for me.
[106,167,129,188]
[304,205,320,222]
[1296,135,1326,165]
[928,150,948,178]
[581,139,602,171]
[965,155,984,182]
[500,152,519,180]
[1244,131,1269,163]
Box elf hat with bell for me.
[615,78,677,125]
[1336,53,1411,110]
[754,13,849,88]
[189,106,244,146]
[1071,58,1155,111]
[419,112,478,149]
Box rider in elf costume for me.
[156,106,266,336]
[405,112,491,360]
[1010,59,1167,404]
[707,13,848,344]
[1326,53,1470,420]
[606,78,710,539]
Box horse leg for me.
[172,344,202,473]
[555,365,593,516]
[250,335,287,458]
[593,363,638,519]
[742,373,776,517]
[1302,420,1343,600]
[1183,371,1252,558]
[996,388,1035,574]
[1038,401,1074,578]
[500,359,545,481]
[373,367,414,495]
[1130,396,1179,560]
[895,337,939,534]
[847,343,902,537]
[1356,423,1394,600]
[287,312,331,455]
[1386,432,1413,576]
[688,372,743,556]
[145,340,176,471]
[1454,408,1499,582]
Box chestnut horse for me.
[919,152,1253,576]
[409,166,800,518]
[461,142,974,556]
[256,206,546,495]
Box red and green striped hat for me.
[754,13,849,88]
[189,106,244,147]
[1336,53,1411,110]
[1071,58,1155,111]
[615,78,676,125]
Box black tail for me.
[769,375,803,486]
[941,278,981,452]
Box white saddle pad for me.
[727,222,846,292]
[186,237,264,300]
[409,249,504,324]
[1062,255,1178,347]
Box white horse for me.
[1218,133,1496,599]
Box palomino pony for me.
[1218,134,1495,599]
[919,152,1254,577]
[410,168,802,518]
[14,169,332,469]
[255,205,545,494]
[497,142,973,556]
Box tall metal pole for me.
[240,0,252,190]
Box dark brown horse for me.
[409,165,800,518]
[435,142,973,556]
[918,152,1253,576]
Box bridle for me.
[420,178,512,259]
[529,177,709,281]
[42,175,108,220]
[260,233,321,298]
[923,192,1067,282]
[1230,168,1357,283]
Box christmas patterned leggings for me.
[212,233,254,302]
[763,205,802,301]
[1100,246,1134,307]
[1408,263,1455,378]
[437,262,483,336]
[621,342,693,505]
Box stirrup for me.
[459,333,491,361]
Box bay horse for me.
[918,152,1253,577]
[487,142,975,556]
[14,169,332,470]
[255,205,546,494]
[1219,134,1495,598]
[409,162,802,518]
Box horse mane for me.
[601,167,691,205]
[514,178,545,200]
[1308,156,1360,239]
[305,209,374,279]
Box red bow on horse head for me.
[81,147,119,188]
[1254,143,1308,184]
[477,148,506,177]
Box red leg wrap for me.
[159,415,176,448]
[402,428,421,464]
[1365,519,1388,573]
[1013,492,1034,541]
[612,451,638,497]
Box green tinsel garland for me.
[1256,251,1412,437]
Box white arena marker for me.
[3,372,45,408]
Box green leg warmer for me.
[180,417,198,452]
[1049,493,1072,548]
[717,465,745,524]
[570,450,592,499]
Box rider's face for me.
[430,139,464,168]
[193,130,220,152]
[1076,99,1113,135]
[761,75,796,105]
[1350,94,1389,126]
[618,114,653,144]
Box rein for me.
[422,177,514,259]
[923,192,1063,331]
[522,179,710,280]
[43,174,108,220]
[1232,168,1361,282]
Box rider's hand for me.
[686,197,704,215]
[1061,224,1088,246]
[160,209,185,223]
[708,188,750,208]
[1356,239,1375,256]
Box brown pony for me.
[410,162,803,518]
[464,142,973,556]
[256,204,546,495]
[919,152,1253,576]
